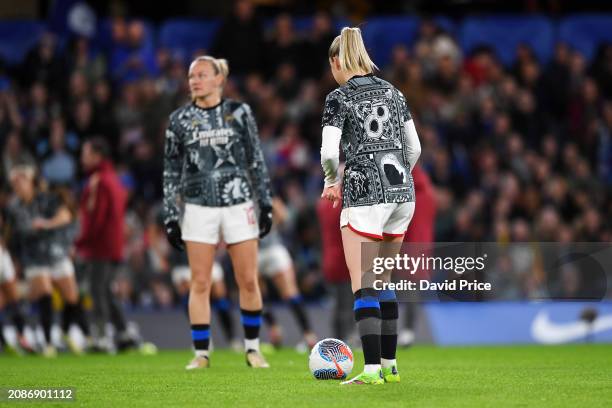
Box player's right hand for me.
[321,184,341,208]
[165,221,185,251]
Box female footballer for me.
[162,56,273,369]
[320,28,421,385]
[7,164,91,356]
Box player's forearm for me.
[404,119,421,172]
[320,126,342,187]
[162,170,182,224]
[163,124,183,224]
[34,207,72,230]
[248,157,273,208]
[244,109,273,208]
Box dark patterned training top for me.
[6,192,70,267]
[163,99,273,224]
[321,74,415,208]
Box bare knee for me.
[237,274,259,294]
[190,274,212,296]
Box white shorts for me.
[258,244,292,278]
[181,201,259,245]
[0,249,15,284]
[340,202,415,240]
[171,261,224,286]
[24,257,75,281]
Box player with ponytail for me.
[320,27,421,385]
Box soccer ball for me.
[309,338,353,380]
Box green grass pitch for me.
[2,345,611,407]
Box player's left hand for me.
[31,218,48,230]
[258,205,273,238]
[321,184,341,208]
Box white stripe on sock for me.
[381,358,396,369]
[245,338,259,352]
[364,364,381,374]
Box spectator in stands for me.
[41,118,76,186]
[265,14,305,77]
[20,33,65,98]
[211,0,265,76]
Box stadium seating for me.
[159,19,220,62]
[559,14,612,61]
[2,15,612,68]
[360,16,420,67]
[460,15,555,65]
[0,20,45,66]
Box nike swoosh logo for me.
[339,345,353,362]
[531,310,612,344]
[329,354,344,378]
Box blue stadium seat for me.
[0,21,45,66]
[96,19,158,80]
[291,16,313,34]
[460,15,554,66]
[262,16,350,36]
[360,16,419,67]
[159,19,220,61]
[95,18,156,52]
[333,18,351,33]
[559,14,612,62]
[262,16,314,36]
[433,16,457,37]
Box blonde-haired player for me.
[163,56,273,369]
[320,27,421,384]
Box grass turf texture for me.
[2,345,611,407]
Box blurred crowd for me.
[0,2,611,307]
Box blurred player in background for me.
[316,192,354,343]
[400,165,437,347]
[320,28,421,384]
[163,56,273,369]
[259,197,317,351]
[6,164,91,356]
[76,138,137,352]
[0,237,34,354]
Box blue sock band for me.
[288,295,302,305]
[241,314,262,327]
[180,294,189,309]
[213,298,231,312]
[353,297,380,311]
[191,329,210,341]
[378,289,397,302]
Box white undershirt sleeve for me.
[320,125,342,187]
[404,119,421,172]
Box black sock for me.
[0,317,6,346]
[287,295,311,333]
[180,294,189,317]
[354,288,381,365]
[7,302,26,335]
[38,295,53,345]
[379,290,398,360]
[62,303,77,333]
[212,298,234,340]
[74,302,90,337]
[241,309,262,347]
[191,324,210,352]
[263,310,276,326]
